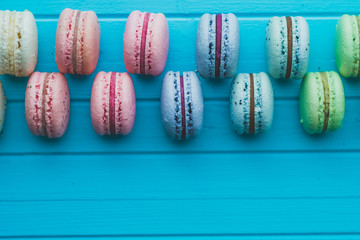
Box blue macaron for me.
[161,71,204,140]
[196,13,240,79]
[230,72,274,134]
[265,16,310,79]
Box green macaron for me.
[299,71,345,134]
[335,14,360,77]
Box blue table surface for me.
[0,0,359,239]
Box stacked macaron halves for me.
[230,72,274,134]
[0,10,38,77]
[55,8,100,75]
[266,16,309,79]
[0,80,6,133]
[335,14,360,77]
[196,13,240,79]
[123,10,169,76]
[300,71,345,134]
[25,72,70,138]
[161,71,203,140]
[91,72,136,136]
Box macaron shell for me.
[18,10,38,77]
[0,80,6,132]
[144,13,169,76]
[326,71,345,131]
[299,72,324,134]
[116,72,136,135]
[91,71,110,135]
[161,71,180,139]
[80,11,100,75]
[219,13,240,79]
[257,72,274,133]
[289,16,309,79]
[335,15,359,77]
[196,13,215,79]
[185,71,203,137]
[266,16,287,79]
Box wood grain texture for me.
[0,0,359,238]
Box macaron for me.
[25,72,70,138]
[266,16,310,79]
[0,80,6,133]
[91,71,136,136]
[196,13,240,79]
[230,72,274,134]
[0,10,38,77]
[335,14,360,77]
[123,10,169,76]
[299,71,345,134]
[55,8,100,75]
[161,71,203,140]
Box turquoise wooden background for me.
[0,0,360,239]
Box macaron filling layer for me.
[180,76,186,139]
[357,16,360,76]
[140,12,150,74]
[285,16,293,79]
[215,14,222,77]
[320,72,330,132]
[72,10,81,74]
[249,73,255,134]
[109,72,116,135]
[41,73,50,136]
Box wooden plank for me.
[0,153,359,201]
[0,198,359,236]
[1,235,359,240]
[0,100,359,153]
[2,18,358,101]
[1,0,358,15]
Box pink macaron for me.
[123,10,169,76]
[91,71,136,135]
[25,72,70,138]
[55,8,100,75]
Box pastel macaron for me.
[230,72,274,134]
[266,16,310,79]
[0,10,38,77]
[299,71,345,134]
[335,14,360,77]
[161,71,203,140]
[0,80,6,133]
[55,8,100,75]
[91,71,136,135]
[25,72,70,138]
[123,10,169,76]
[196,13,240,79]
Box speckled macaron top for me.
[161,71,203,140]
[196,13,240,79]
[230,72,274,134]
[266,16,309,79]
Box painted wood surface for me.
[0,0,359,239]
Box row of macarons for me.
[0,69,345,139]
[0,9,359,79]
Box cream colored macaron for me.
[0,10,38,77]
